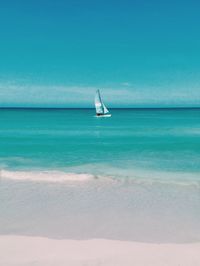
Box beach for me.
[1,0,200,263]
[0,108,200,265]
[1,236,200,266]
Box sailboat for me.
[95,90,111,117]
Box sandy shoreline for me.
[0,235,200,266]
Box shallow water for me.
[0,108,200,243]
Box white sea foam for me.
[0,169,94,183]
[1,167,200,188]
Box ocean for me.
[0,108,200,243]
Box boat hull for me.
[95,114,112,117]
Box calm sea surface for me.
[0,108,200,243]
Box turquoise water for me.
[0,108,200,242]
[0,108,200,175]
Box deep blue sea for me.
[0,108,200,243]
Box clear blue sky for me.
[0,0,200,107]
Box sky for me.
[0,0,200,107]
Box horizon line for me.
[0,106,200,110]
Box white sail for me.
[103,103,109,114]
[95,90,104,114]
[95,90,111,116]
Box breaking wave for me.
[0,169,95,183]
[0,168,200,188]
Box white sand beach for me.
[0,235,200,266]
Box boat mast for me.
[97,90,104,114]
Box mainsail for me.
[95,90,109,115]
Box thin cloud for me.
[0,81,199,107]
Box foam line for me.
[0,169,94,183]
